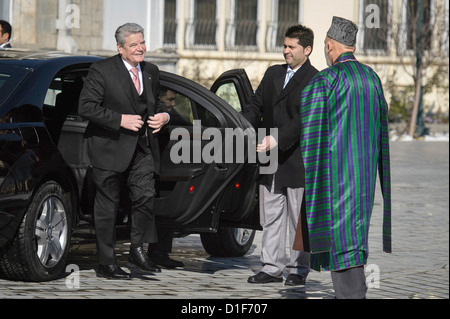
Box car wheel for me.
[0,181,72,282]
[200,227,256,257]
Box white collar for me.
[122,59,141,72]
[0,41,10,48]
[287,65,302,74]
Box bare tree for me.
[393,0,449,137]
[361,0,449,137]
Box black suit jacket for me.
[242,59,318,188]
[79,54,167,174]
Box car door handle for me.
[214,163,228,171]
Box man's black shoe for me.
[247,272,283,284]
[127,247,161,273]
[148,251,184,269]
[96,264,132,280]
[285,274,306,286]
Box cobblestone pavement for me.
[0,141,448,301]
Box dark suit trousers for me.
[148,228,174,253]
[92,146,157,265]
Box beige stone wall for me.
[12,0,57,49]
[71,0,103,53]
[6,0,448,115]
[10,0,104,53]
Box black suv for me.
[0,50,261,282]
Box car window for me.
[0,66,31,107]
[42,72,87,144]
[160,86,220,128]
[43,72,86,119]
[198,106,221,127]
[44,77,62,107]
[160,87,193,125]
[215,82,242,113]
[0,73,10,90]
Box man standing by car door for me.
[79,23,169,279]
[243,25,318,285]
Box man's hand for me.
[121,114,144,132]
[257,135,278,152]
[148,113,170,134]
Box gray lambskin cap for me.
[327,16,358,46]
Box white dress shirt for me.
[122,59,143,95]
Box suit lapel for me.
[274,65,286,98]
[114,55,139,114]
[276,59,312,103]
[141,62,156,116]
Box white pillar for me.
[56,0,78,53]
[147,0,164,51]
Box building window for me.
[406,0,432,51]
[164,0,177,47]
[235,0,258,46]
[267,0,300,52]
[185,0,217,49]
[194,0,217,45]
[358,0,390,53]
[276,0,299,45]
[226,0,258,51]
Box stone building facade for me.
[1,0,448,120]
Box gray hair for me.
[115,23,144,46]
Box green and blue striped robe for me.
[299,53,391,271]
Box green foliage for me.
[387,82,414,126]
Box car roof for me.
[0,49,103,69]
[0,50,103,112]
[0,49,77,59]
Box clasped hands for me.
[121,113,169,134]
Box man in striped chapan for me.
[293,16,391,299]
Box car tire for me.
[0,181,72,282]
[200,227,256,257]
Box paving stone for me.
[0,142,448,303]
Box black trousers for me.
[92,147,156,265]
[148,227,174,254]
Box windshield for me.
[0,64,31,107]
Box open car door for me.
[154,70,260,235]
[210,68,254,112]
[208,69,262,230]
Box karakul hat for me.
[327,16,358,46]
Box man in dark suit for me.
[79,23,169,279]
[0,20,12,49]
[244,25,318,285]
